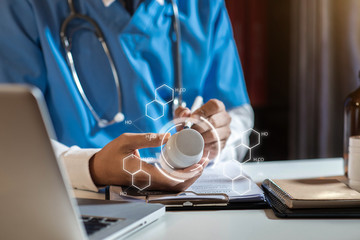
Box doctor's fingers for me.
[198,156,211,168]
[174,106,191,118]
[202,126,231,144]
[169,164,204,191]
[191,112,231,134]
[162,162,204,180]
[141,163,203,191]
[171,174,202,192]
[203,140,227,158]
[174,106,191,131]
[117,133,170,152]
[192,99,226,119]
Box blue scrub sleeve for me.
[202,1,250,110]
[0,0,47,93]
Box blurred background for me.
[225,0,360,161]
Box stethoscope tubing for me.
[61,0,183,127]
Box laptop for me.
[0,84,165,240]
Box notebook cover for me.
[262,178,360,209]
[262,184,360,218]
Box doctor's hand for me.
[175,99,232,160]
[89,133,204,191]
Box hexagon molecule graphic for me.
[235,145,252,163]
[132,170,151,191]
[241,128,260,149]
[145,100,165,120]
[232,176,252,195]
[223,160,243,180]
[155,84,174,105]
[123,154,141,174]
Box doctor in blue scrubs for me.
[0,0,254,191]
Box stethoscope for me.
[60,0,185,128]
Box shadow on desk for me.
[264,208,279,220]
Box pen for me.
[184,96,203,129]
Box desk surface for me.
[75,158,360,240]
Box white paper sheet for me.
[187,161,264,202]
[109,161,264,203]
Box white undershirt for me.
[53,104,254,192]
[102,0,116,7]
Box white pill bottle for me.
[161,129,204,169]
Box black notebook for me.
[262,178,360,218]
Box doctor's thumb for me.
[120,132,170,150]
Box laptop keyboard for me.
[81,216,123,235]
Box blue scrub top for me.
[0,0,249,157]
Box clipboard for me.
[105,185,268,211]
